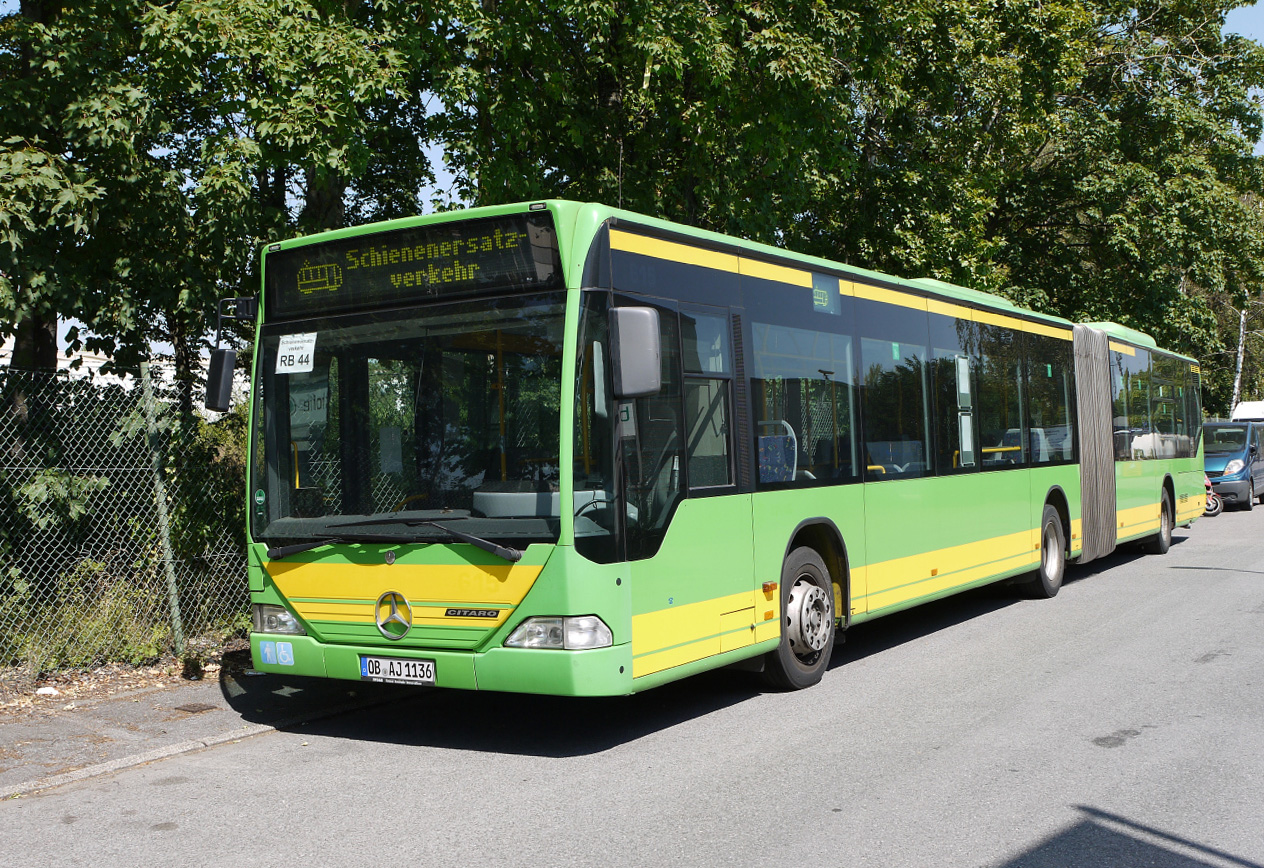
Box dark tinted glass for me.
[977,325,1026,467]
[1025,334,1076,463]
[751,321,857,486]
[611,248,739,307]
[857,299,931,480]
[616,297,684,560]
[1111,347,1151,460]
[1151,353,1190,458]
[929,313,978,474]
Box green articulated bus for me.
[211,200,1204,695]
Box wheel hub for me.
[1043,526,1061,577]
[787,577,832,656]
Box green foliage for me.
[3,0,1264,394]
[11,469,110,531]
[428,0,1264,374]
[0,559,169,671]
[167,403,250,558]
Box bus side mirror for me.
[206,348,236,412]
[610,306,661,398]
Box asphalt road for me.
[3,509,1263,867]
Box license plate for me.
[360,656,435,685]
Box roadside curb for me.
[0,693,393,800]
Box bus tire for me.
[1022,504,1065,599]
[1145,490,1173,555]
[762,547,835,691]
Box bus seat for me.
[758,420,797,483]
[1030,427,1049,462]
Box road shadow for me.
[999,806,1262,868]
[217,581,1040,757]
[219,652,764,757]
[216,536,1184,756]
[829,581,1022,668]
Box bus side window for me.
[860,336,929,479]
[976,324,1026,467]
[681,309,734,490]
[929,312,976,473]
[619,302,683,560]
[1025,334,1075,464]
[751,321,857,486]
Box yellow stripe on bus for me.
[265,561,544,630]
[612,229,1072,341]
[1116,502,1161,536]
[610,230,739,274]
[863,528,1038,611]
[631,589,776,678]
[630,494,1178,679]
[1109,341,1137,356]
[739,257,813,287]
[853,283,928,312]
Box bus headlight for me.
[252,604,306,635]
[505,616,613,650]
[1224,459,1246,476]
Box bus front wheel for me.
[762,547,835,690]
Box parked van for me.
[1203,421,1264,509]
[1231,401,1264,422]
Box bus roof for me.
[582,201,1075,331]
[263,199,1174,345]
[1081,321,1159,349]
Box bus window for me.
[617,300,683,561]
[574,292,618,563]
[1185,364,1202,455]
[860,343,930,478]
[1025,334,1076,464]
[1151,353,1187,458]
[751,321,857,486]
[976,324,1026,467]
[681,310,734,490]
[1111,347,1152,459]
[929,313,977,473]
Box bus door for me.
[617,299,757,677]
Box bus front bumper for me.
[249,634,634,697]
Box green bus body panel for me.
[245,199,1203,697]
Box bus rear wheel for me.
[762,547,835,691]
[1022,504,1065,599]
[1144,490,1173,554]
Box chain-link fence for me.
[0,365,248,688]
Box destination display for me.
[265,211,563,318]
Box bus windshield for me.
[250,293,566,546]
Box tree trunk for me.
[1233,306,1247,412]
[166,309,197,423]
[10,313,57,372]
[11,2,63,373]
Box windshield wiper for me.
[266,533,406,560]
[335,517,523,562]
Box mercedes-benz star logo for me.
[375,591,413,640]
